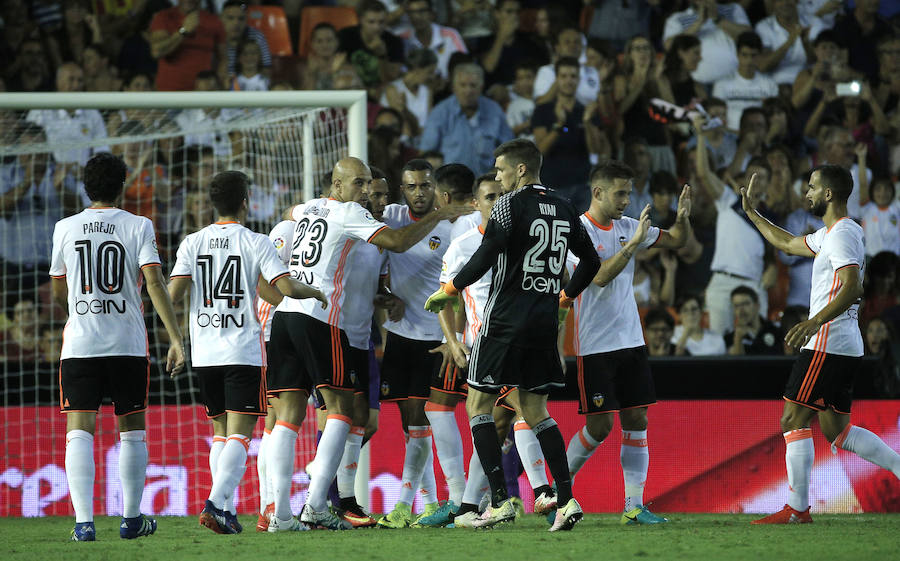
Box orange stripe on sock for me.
[622,437,648,447]
[350,426,366,436]
[213,436,227,443]
[276,420,300,433]
[327,414,352,425]
[783,428,813,444]
[514,420,531,431]
[832,424,853,449]
[263,428,272,435]
[227,435,251,451]
[408,427,433,438]
[577,428,597,451]
[424,402,455,412]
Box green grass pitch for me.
[3,513,899,561]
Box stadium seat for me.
[246,6,293,57]
[298,6,359,58]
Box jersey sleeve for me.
[346,203,389,242]
[257,235,291,284]
[269,220,294,264]
[640,225,662,250]
[829,225,864,272]
[49,222,66,278]
[289,202,306,222]
[484,192,514,247]
[804,227,825,255]
[169,236,193,279]
[440,239,464,284]
[138,218,162,269]
[564,214,602,298]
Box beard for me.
[809,198,827,217]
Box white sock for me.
[307,414,351,511]
[66,430,95,523]
[621,430,649,512]
[426,406,466,505]
[420,445,437,506]
[209,435,250,510]
[257,429,271,514]
[208,436,227,511]
[462,448,489,506]
[398,426,432,505]
[836,424,900,478]
[514,420,549,489]
[784,428,814,512]
[269,421,299,521]
[119,430,148,519]
[566,426,601,478]
[337,427,365,498]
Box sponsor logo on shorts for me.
[428,235,441,250]
[380,381,390,396]
[350,369,357,385]
[592,393,605,408]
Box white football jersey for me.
[567,213,661,356]
[859,201,900,258]
[382,204,453,341]
[342,241,388,349]
[278,198,388,327]
[257,220,294,342]
[50,208,160,359]
[441,225,491,346]
[170,221,290,367]
[802,218,865,357]
[449,210,481,241]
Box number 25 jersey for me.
[170,221,290,367]
[50,207,161,360]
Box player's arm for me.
[785,264,862,349]
[653,184,693,250]
[167,277,191,304]
[273,275,327,309]
[562,220,602,302]
[436,304,468,369]
[145,265,185,375]
[51,277,68,312]
[369,204,470,252]
[740,173,815,258]
[257,275,284,306]
[593,205,651,287]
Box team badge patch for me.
[428,235,441,250]
[618,235,627,247]
[381,381,390,396]
[592,393,605,408]
[273,237,285,250]
[349,369,357,385]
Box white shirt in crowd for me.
[257,219,295,343]
[233,73,270,91]
[533,63,600,107]
[859,200,900,258]
[663,3,750,84]
[381,79,431,133]
[803,218,865,357]
[25,109,109,166]
[175,109,237,157]
[712,71,778,130]
[567,213,661,356]
[441,224,490,346]
[50,208,160,359]
[711,187,766,281]
[755,15,809,84]
[397,23,467,79]
[671,325,727,355]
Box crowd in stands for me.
[1,0,899,395]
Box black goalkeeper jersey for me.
[451,184,600,349]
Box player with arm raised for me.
[562,160,692,526]
[742,166,900,524]
[426,139,601,531]
[167,171,326,534]
[51,152,185,542]
[265,157,469,531]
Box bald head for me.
[56,63,84,93]
[331,157,372,204]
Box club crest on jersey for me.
[428,235,442,250]
[381,381,390,396]
[592,393,605,408]
[618,236,627,247]
[272,237,285,250]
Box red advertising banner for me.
[2,401,899,517]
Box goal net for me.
[0,91,367,517]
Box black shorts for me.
[194,365,266,418]
[380,332,441,401]
[60,356,149,416]
[267,312,355,395]
[467,335,563,394]
[576,346,656,414]
[495,386,516,412]
[431,359,468,397]
[784,349,858,414]
[349,346,370,396]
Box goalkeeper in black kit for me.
[425,139,600,531]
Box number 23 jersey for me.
[170,221,290,367]
[50,208,161,360]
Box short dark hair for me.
[401,158,433,175]
[745,156,772,176]
[644,307,674,330]
[554,56,579,75]
[675,292,703,312]
[474,172,498,195]
[731,285,759,304]
[811,164,853,203]
[369,165,387,180]
[740,106,767,130]
[84,152,127,202]
[493,138,542,175]
[736,31,763,52]
[195,70,220,87]
[359,0,387,14]
[649,170,677,196]
[434,163,475,199]
[420,149,444,162]
[589,159,635,185]
[222,0,246,11]
[813,29,839,48]
[209,171,250,216]
[406,47,438,69]
[312,22,337,36]
[870,175,896,201]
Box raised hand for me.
[739,172,759,214]
[631,204,651,245]
[676,184,692,221]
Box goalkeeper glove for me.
[425,283,461,313]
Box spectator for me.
[779,305,809,356]
[777,193,823,309]
[644,307,676,357]
[534,26,599,107]
[586,0,653,52]
[449,0,493,43]
[726,107,768,176]
[5,38,54,92]
[106,73,168,134]
[0,299,40,364]
[339,0,405,88]
[184,189,213,234]
[874,34,900,119]
[30,0,64,33]
[755,0,808,86]
[766,144,801,218]
[475,0,549,87]
[791,30,860,120]
[864,317,900,398]
[46,0,102,67]
[799,0,842,30]
[420,149,444,170]
[380,48,438,140]
[663,0,752,85]
[859,177,900,259]
[532,57,605,211]
[25,63,109,166]
[861,251,900,327]
[149,0,226,91]
[0,124,82,311]
[505,61,538,139]
[221,0,271,81]
[724,285,783,356]
[0,0,33,75]
[300,23,351,91]
[368,125,405,199]
[396,0,467,80]
[686,97,737,171]
[175,71,233,157]
[116,8,158,79]
[419,63,512,174]
[39,324,63,365]
[831,0,891,82]
[81,44,122,91]
[648,170,678,228]
[713,31,778,131]
[622,137,652,219]
[659,34,706,107]
[813,127,872,219]
[115,120,172,226]
[614,35,676,175]
[230,39,269,91]
[672,293,727,356]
